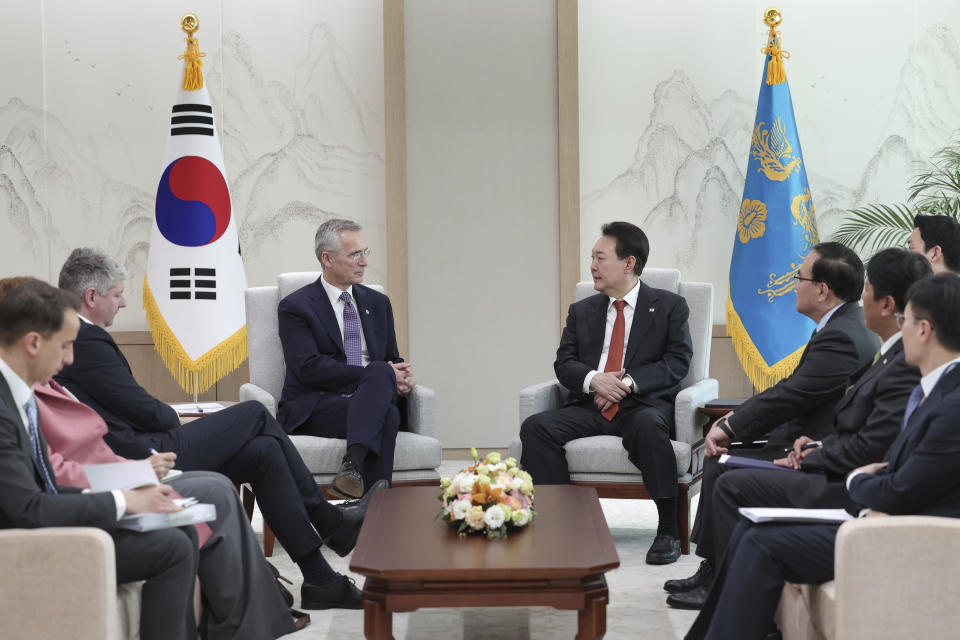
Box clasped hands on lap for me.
[590,369,630,412]
[389,360,415,396]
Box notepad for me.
[738,507,853,524]
[170,402,226,415]
[117,503,217,532]
[718,454,797,472]
[83,459,160,492]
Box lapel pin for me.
[649,308,655,313]
[365,309,370,315]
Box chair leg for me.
[239,484,255,520]
[263,522,275,557]
[677,483,691,555]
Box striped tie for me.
[24,396,58,494]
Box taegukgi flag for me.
[726,9,819,391]
[143,15,247,395]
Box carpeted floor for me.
[256,461,703,639]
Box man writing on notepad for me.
[0,279,198,640]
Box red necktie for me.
[602,300,627,421]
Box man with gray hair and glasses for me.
[56,247,383,610]
[277,219,413,499]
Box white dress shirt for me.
[320,276,370,366]
[582,279,642,394]
[0,355,125,519]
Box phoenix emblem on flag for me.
[790,188,819,250]
[751,116,801,182]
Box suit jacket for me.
[277,278,402,433]
[54,321,181,459]
[849,364,960,517]
[554,281,693,419]
[731,301,879,443]
[802,338,919,476]
[0,375,116,530]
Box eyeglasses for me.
[793,271,819,284]
[894,313,927,328]
[330,248,371,263]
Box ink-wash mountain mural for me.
[0,4,384,332]
[582,22,960,321]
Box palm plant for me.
[831,141,960,256]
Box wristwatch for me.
[622,374,636,393]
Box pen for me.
[149,448,159,455]
[783,441,822,452]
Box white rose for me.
[465,506,486,530]
[511,509,530,527]
[452,499,471,521]
[483,505,505,529]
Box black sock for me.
[344,443,369,468]
[655,498,679,537]
[297,547,337,585]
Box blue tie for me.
[340,291,363,367]
[24,396,58,494]
[900,384,924,432]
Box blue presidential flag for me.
[726,23,819,391]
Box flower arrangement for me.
[437,448,536,539]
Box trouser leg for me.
[519,404,605,485]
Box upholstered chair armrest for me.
[0,527,120,640]
[519,380,568,425]
[673,378,719,445]
[833,516,960,640]
[239,382,278,417]
[406,384,436,438]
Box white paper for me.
[738,507,854,524]
[170,402,226,415]
[117,503,217,532]
[83,459,158,492]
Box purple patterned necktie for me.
[340,291,363,366]
[24,396,58,494]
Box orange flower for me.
[471,481,503,505]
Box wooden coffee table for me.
[349,485,620,639]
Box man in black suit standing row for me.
[686,272,960,640]
[54,247,378,610]
[665,242,879,598]
[0,280,198,640]
[908,213,960,275]
[666,248,930,608]
[277,218,412,499]
[520,222,694,564]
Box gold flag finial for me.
[178,13,206,91]
[761,7,789,85]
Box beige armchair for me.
[0,527,142,640]
[777,516,960,640]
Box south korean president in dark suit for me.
[685,273,960,640]
[0,279,198,640]
[520,222,693,564]
[277,219,413,500]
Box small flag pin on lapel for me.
[649,308,655,313]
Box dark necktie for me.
[340,291,363,367]
[602,300,627,421]
[24,396,58,494]
[900,384,924,432]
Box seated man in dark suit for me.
[520,222,694,564]
[665,248,929,609]
[686,272,960,640]
[54,247,379,610]
[277,219,413,499]
[908,213,960,275]
[668,242,879,599]
[0,279,198,640]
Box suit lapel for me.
[310,280,345,355]
[585,295,608,369]
[0,377,45,486]
[624,284,657,366]
[353,286,379,359]
[834,340,901,413]
[887,365,960,468]
[88,323,132,373]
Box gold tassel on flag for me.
[761,7,789,86]
[178,13,206,91]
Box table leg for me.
[576,591,607,640]
[363,593,394,640]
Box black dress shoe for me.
[300,575,363,610]
[324,479,389,557]
[646,533,681,565]
[664,559,714,593]
[329,460,364,499]
[666,582,710,610]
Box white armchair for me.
[241,272,442,489]
[508,269,717,554]
[777,516,960,640]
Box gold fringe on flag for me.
[178,13,206,91]
[143,277,248,395]
[761,7,789,86]
[726,296,805,391]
